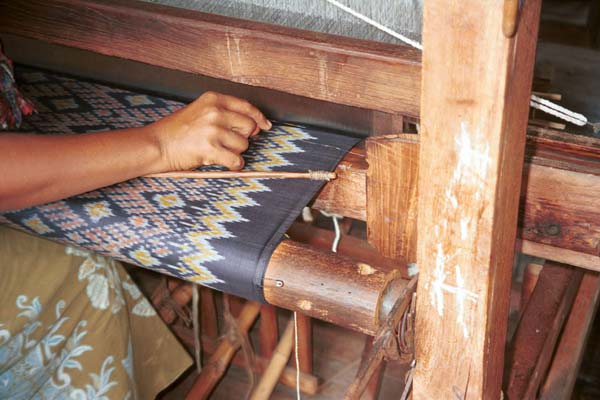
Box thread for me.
[320,210,342,252]
[293,311,301,400]
[323,0,423,50]
[530,94,588,126]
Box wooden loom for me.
[1,0,599,398]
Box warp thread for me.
[324,0,599,133]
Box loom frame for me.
[2,0,600,398]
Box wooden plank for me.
[366,134,419,262]
[517,239,600,272]
[520,163,600,255]
[412,0,542,398]
[505,262,584,400]
[0,0,421,115]
[539,272,600,400]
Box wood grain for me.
[0,0,421,115]
[521,163,600,255]
[259,305,278,359]
[366,134,419,262]
[413,0,542,398]
[264,240,405,335]
[314,130,600,260]
[505,262,584,400]
[539,272,600,400]
[313,148,367,221]
[286,221,410,277]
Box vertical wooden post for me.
[413,0,542,398]
[295,313,313,373]
[259,305,279,359]
[200,287,218,338]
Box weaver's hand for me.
[148,91,272,171]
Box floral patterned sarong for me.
[0,226,192,399]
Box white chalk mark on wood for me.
[428,122,488,337]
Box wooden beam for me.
[413,0,542,398]
[314,129,600,262]
[539,271,600,400]
[366,134,419,262]
[520,163,600,255]
[505,262,584,400]
[0,0,421,115]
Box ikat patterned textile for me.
[0,67,359,302]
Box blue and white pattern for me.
[0,68,359,301]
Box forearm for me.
[0,126,164,211]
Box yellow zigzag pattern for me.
[182,126,314,284]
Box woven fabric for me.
[0,68,359,302]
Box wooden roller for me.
[264,240,406,335]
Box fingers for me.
[207,147,245,171]
[217,110,257,138]
[205,92,271,133]
[218,129,249,153]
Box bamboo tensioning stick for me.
[145,170,336,181]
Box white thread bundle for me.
[530,94,588,126]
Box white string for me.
[320,210,342,253]
[192,284,202,373]
[324,0,597,131]
[530,94,588,126]
[293,311,301,400]
[323,0,423,50]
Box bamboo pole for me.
[186,301,261,400]
[250,318,296,400]
[145,170,336,181]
